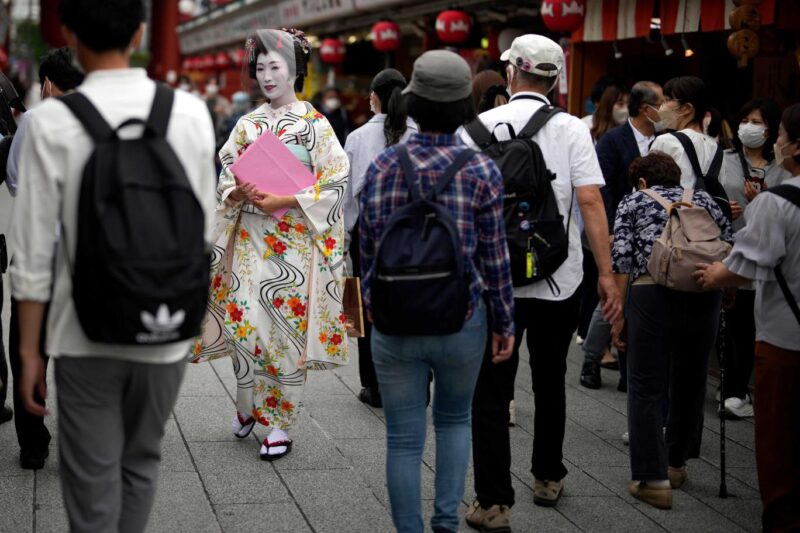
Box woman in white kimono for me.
[191,28,349,461]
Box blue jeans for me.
[372,301,487,533]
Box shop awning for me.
[572,0,776,42]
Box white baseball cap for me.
[500,34,564,78]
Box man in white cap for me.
[460,34,621,527]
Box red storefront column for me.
[40,0,67,48]
[148,0,180,83]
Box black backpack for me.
[371,145,474,336]
[59,84,210,345]
[767,185,800,326]
[669,131,732,221]
[465,104,568,292]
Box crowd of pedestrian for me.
[0,0,797,532]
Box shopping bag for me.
[343,277,365,338]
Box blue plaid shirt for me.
[359,133,515,337]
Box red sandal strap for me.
[262,438,292,448]
[237,412,254,425]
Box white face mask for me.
[658,103,681,131]
[613,107,629,125]
[256,51,296,108]
[178,83,191,92]
[324,97,341,111]
[645,105,664,132]
[738,122,767,149]
[774,140,795,168]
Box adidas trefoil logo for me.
[136,304,185,344]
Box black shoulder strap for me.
[670,131,705,187]
[435,149,475,197]
[518,105,562,139]
[707,144,724,180]
[146,84,175,138]
[767,185,800,326]
[395,144,420,202]
[464,118,493,150]
[736,149,750,182]
[59,92,115,142]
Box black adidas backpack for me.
[371,145,474,336]
[59,84,210,345]
[465,104,568,291]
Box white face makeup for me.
[255,51,297,108]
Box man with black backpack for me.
[10,1,216,531]
[459,34,621,526]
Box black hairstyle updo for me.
[247,28,312,93]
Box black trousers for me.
[471,293,580,507]
[1,278,8,407]
[349,224,377,389]
[626,285,720,480]
[9,297,51,452]
[723,289,756,400]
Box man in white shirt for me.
[11,1,216,530]
[3,47,85,471]
[459,34,621,527]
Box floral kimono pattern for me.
[190,101,349,430]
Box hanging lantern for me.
[215,51,231,69]
[181,57,192,71]
[233,48,246,66]
[435,10,472,45]
[200,54,215,70]
[371,21,401,53]
[541,0,586,33]
[320,38,346,64]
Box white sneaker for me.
[509,400,516,427]
[622,431,629,445]
[232,412,256,438]
[723,395,754,418]
[576,335,584,346]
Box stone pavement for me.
[0,331,762,533]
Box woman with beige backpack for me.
[610,151,733,510]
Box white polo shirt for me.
[458,92,605,301]
[650,128,726,189]
[10,69,217,363]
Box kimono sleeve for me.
[216,117,249,207]
[295,111,350,236]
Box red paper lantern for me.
[371,21,401,53]
[181,57,191,71]
[233,48,246,66]
[215,51,231,69]
[541,0,586,33]
[435,10,472,45]
[200,54,215,70]
[320,38,346,64]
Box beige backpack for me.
[643,188,731,292]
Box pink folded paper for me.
[229,129,316,219]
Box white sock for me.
[643,479,670,488]
[266,428,289,456]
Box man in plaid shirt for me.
[357,50,515,533]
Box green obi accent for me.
[286,143,313,172]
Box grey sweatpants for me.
[55,357,186,533]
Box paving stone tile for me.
[726,467,759,491]
[635,490,746,533]
[180,363,229,397]
[280,469,394,533]
[562,420,631,468]
[305,397,386,440]
[304,369,354,396]
[214,503,312,532]
[557,495,660,532]
[34,505,68,533]
[35,468,62,506]
[0,475,33,532]
[147,471,220,533]
[173,396,237,443]
[188,441,292,505]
